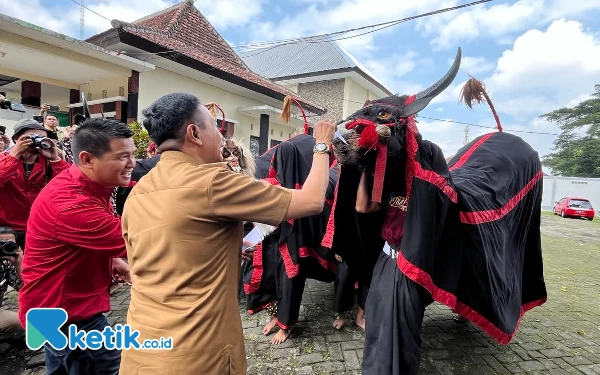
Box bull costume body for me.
[329,47,547,374]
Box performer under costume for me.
[329,48,547,375]
[243,136,338,344]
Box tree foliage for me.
[129,121,152,159]
[541,84,600,177]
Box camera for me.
[0,240,20,257]
[27,134,53,150]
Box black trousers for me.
[362,251,433,375]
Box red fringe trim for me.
[405,116,418,202]
[396,252,546,345]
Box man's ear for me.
[78,151,94,168]
[186,124,203,146]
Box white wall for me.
[542,176,600,216]
[138,68,297,149]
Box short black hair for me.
[0,226,16,236]
[141,93,204,146]
[71,118,133,165]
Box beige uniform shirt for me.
[119,151,292,375]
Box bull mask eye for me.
[377,110,390,119]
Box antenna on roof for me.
[79,0,85,39]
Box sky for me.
[2,0,600,171]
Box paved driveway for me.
[4,212,599,374]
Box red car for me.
[553,197,595,221]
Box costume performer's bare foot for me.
[333,318,346,330]
[270,328,291,344]
[355,307,366,331]
[263,317,278,336]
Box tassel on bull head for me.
[459,75,503,132]
[279,95,309,135]
[205,102,227,136]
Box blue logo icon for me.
[25,308,173,351]
[26,308,69,350]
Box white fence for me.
[542,176,600,217]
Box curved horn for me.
[81,92,91,119]
[401,47,461,116]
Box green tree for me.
[541,84,600,177]
[129,121,152,159]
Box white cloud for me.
[417,0,600,50]
[0,0,77,35]
[194,0,265,29]
[456,56,495,75]
[0,0,264,39]
[486,19,600,119]
[361,51,419,93]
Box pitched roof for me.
[240,40,393,95]
[103,0,325,115]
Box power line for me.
[231,0,494,51]
[71,0,111,22]
[273,82,575,137]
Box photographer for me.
[0,226,24,341]
[39,104,61,141]
[0,119,69,249]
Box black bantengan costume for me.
[244,135,338,329]
[329,47,547,375]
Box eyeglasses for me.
[222,148,241,159]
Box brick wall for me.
[297,79,345,122]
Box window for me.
[249,136,260,159]
[568,199,591,208]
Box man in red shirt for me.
[18,118,135,375]
[0,119,69,248]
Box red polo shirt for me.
[18,164,127,327]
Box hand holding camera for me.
[0,240,23,269]
[9,134,59,161]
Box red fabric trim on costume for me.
[460,171,543,224]
[321,170,340,249]
[405,117,418,201]
[404,95,416,105]
[298,247,336,273]
[397,252,547,345]
[279,242,300,278]
[276,319,296,330]
[244,242,264,294]
[414,162,458,203]
[247,300,276,315]
[449,133,495,171]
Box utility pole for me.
[80,0,85,39]
[463,124,470,145]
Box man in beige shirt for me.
[119,93,336,375]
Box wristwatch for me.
[313,142,330,155]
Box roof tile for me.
[113,1,324,114]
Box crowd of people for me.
[0,92,357,375]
